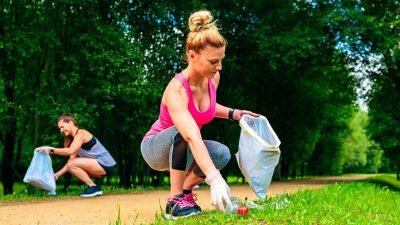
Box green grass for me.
[144,174,400,225]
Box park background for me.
[1,0,399,196]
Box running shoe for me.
[79,186,103,197]
[165,194,198,219]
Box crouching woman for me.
[36,114,116,197]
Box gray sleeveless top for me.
[77,137,116,167]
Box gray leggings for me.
[141,126,231,177]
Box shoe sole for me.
[80,191,103,197]
[165,211,199,220]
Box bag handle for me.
[239,115,281,151]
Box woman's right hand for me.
[205,169,233,212]
[54,173,61,181]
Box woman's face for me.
[190,45,225,79]
[57,120,74,136]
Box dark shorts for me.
[99,163,115,175]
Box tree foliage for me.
[342,109,383,173]
[345,0,400,178]
[0,0,396,194]
[250,1,357,178]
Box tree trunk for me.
[63,173,72,191]
[0,0,19,195]
[281,156,289,179]
[0,0,5,145]
[273,161,282,181]
[1,89,17,194]
[15,138,22,176]
[1,126,16,195]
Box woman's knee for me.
[208,143,231,169]
[141,133,174,171]
[66,159,78,172]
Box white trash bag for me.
[23,150,56,195]
[235,114,281,200]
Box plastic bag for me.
[23,150,56,195]
[235,114,281,200]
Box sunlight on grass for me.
[144,175,400,225]
[367,174,400,190]
[108,204,139,225]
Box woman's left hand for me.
[232,109,260,121]
[35,146,54,154]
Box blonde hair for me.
[186,10,226,54]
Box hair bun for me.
[189,10,216,32]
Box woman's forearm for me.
[55,163,69,178]
[215,103,231,119]
[186,137,217,176]
[53,147,73,156]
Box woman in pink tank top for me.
[140,10,259,219]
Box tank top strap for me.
[174,73,194,101]
[174,73,189,89]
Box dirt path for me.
[0,175,372,225]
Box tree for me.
[250,0,357,178]
[0,0,145,194]
[352,0,400,179]
[342,109,383,173]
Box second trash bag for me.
[23,150,56,195]
[235,114,281,200]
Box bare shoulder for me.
[163,77,188,106]
[76,129,94,142]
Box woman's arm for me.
[54,164,68,180]
[54,154,77,180]
[215,103,232,119]
[52,133,85,156]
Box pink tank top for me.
[144,73,216,138]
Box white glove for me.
[205,169,233,211]
[35,146,53,154]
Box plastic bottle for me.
[244,200,264,210]
[268,194,291,210]
[224,196,241,215]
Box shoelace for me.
[184,193,198,207]
[167,196,194,211]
